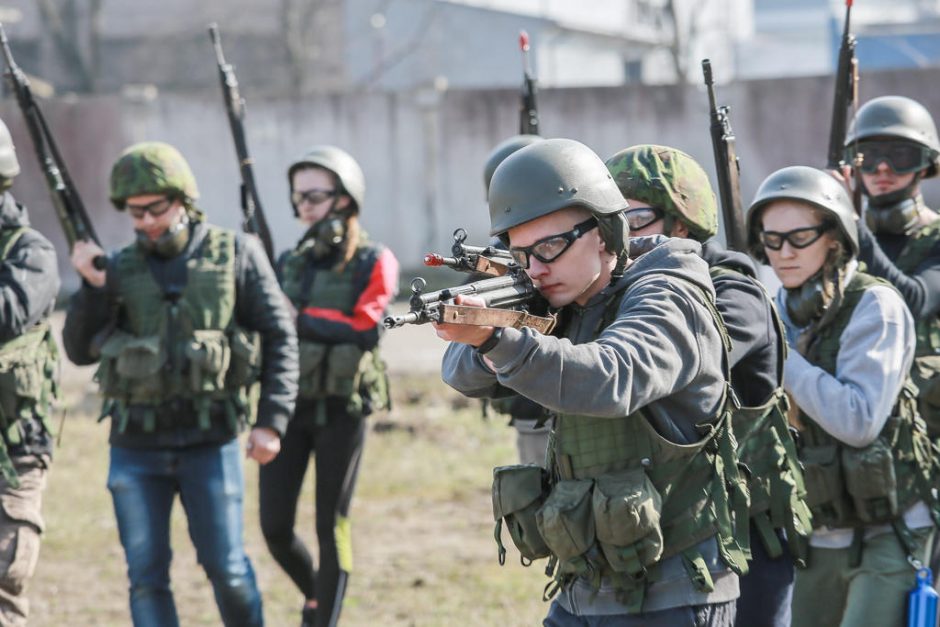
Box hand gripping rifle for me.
[0,24,105,269]
[518,30,540,136]
[383,229,555,333]
[826,0,864,213]
[208,23,275,265]
[702,59,747,253]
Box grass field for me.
[26,321,550,626]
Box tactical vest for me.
[280,238,389,419]
[709,265,812,565]
[797,271,939,540]
[96,226,261,434]
[492,279,750,613]
[892,219,940,438]
[0,227,59,486]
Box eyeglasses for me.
[125,197,175,219]
[291,188,337,207]
[845,141,931,174]
[759,224,831,251]
[624,206,664,231]
[509,217,598,269]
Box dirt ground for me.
[26,310,549,626]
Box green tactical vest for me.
[797,271,939,535]
[279,237,389,419]
[507,279,750,611]
[96,226,261,434]
[892,219,940,438]
[0,227,59,486]
[710,265,812,565]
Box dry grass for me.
[27,359,550,625]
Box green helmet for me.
[109,141,199,209]
[845,96,940,178]
[746,165,858,263]
[288,145,365,212]
[0,117,20,180]
[605,144,717,242]
[483,134,542,194]
[488,138,627,236]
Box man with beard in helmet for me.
[436,138,748,626]
[0,117,60,626]
[261,146,398,627]
[604,145,811,627]
[64,141,298,627]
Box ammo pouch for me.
[841,439,898,524]
[592,468,664,576]
[910,355,940,438]
[298,341,389,415]
[226,327,261,389]
[536,478,595,562]
[0,330,49,427]
[325,344,367,398]
[492,464,551,564]
[298,341,328,399]
[800,444,853,526]
[184,330,231,394]
[96,331,165,402]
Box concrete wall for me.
[1,66,939,292]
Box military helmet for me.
[288,145,365,212]
[109,142,199,209]
[605,144,717,242]
[488,138,628,237]
[0,117,20,180]
[845,96,940,178]
[746,165,858,262]
[483,134,542,194]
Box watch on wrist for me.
[476,327,503,354]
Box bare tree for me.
[662,0,710,83]
[282,0,345,94]
[36,0,104,93]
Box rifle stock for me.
[518,30,540,135]
[702,59,747,253]
[208,23,276,265]
[0,23,105,269]
[827,0,857,171]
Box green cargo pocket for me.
[536,478,595,562]
[185,330,231,393]
[226,327,261,389]
[96,332,165,401]
[801,444,851,525]
[592,467,664,576]
[298,341,328,399]
[492,464,551,565]
[325,344,367,398]
[842,439,898,524]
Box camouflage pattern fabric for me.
[109,141,200,209]
[605,145,718,242]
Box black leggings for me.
[259,399,365,627]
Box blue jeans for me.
[107,440,262,627]
[735,525,794,627]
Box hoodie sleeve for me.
[0,229,60,342]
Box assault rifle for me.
[0,24,105,269]
[384,229,555,333]
[518,30,540,136]
[826,0,858,172]
[208,23,275,265]
[702,59,747,253]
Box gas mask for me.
[135,212,191,258]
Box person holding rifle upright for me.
[0,116,60,627]
[260,146,398,627]
[64,141,298,627]
[605,145,811,627]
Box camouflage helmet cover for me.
[845,95,940,178]
[288,145,365,211]
[0,117,20,179]
[483,134,542,194]
[109,141,199,209]
[605,144,717,241]
[745,165,859,263]
[487,138,628,237]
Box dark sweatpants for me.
[735,524,795,627]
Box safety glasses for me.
[125,197,175,219]
[759,224,831,251]
[509,217,598,269]
[291,188,337,207]
[845,141,931,174]
[624,206,664,231]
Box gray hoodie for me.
[442,236,738,614]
